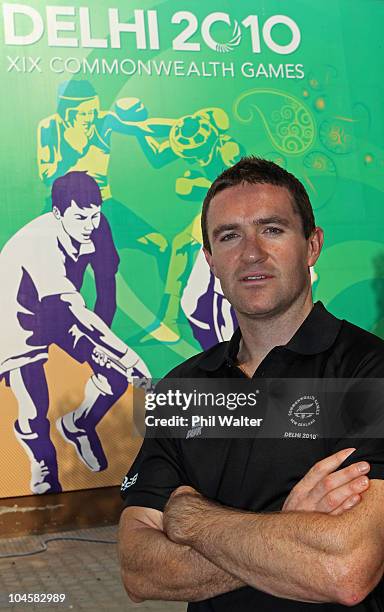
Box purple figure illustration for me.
[0,172,150,494]
[181,250,238,349]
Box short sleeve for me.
[120,437,187,512]
[27,238,77,299]
[333,438,384,480]
[331,377,384,480]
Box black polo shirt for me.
[121,302,384,611]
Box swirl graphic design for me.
[319,119,355,155]
[216,21,242,53]
[303,151,335,174]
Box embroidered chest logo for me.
[288,396,320,428]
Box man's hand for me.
[120,500,246,602]
[283,447,370,515]
[164,486,203,545]
[92,347,112,368]
[63,123,88,153]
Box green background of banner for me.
[1,0,384,378]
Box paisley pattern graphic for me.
[234,89,316,155]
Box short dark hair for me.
[52,171,102,214]
[201,156,315,253]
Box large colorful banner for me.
[0,0,383,497]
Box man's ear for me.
[203,247,217,277]
[307,227,324,268]
[52,206,61,220]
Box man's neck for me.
[236,292,314,370]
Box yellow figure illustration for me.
[138,107,243,343]
[38,80,175,258]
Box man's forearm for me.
[94,276,117,327]
[62,293,127,355]
[118,512,245,602]
[164,495,365,605]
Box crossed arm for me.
[118,449,384,604]
[163,480,384,606]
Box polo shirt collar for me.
[285,301,342,355]
[198,302,342,372]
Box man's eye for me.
[264,227,283,235]
[221,233,238,241]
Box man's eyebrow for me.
[254,216,291,227]
[212,224,241,240]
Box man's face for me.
[73,99,98,135]
[204,182,323,319]
[57,200,101,244]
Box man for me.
[118,158,384,609]
[38,79,174,259]
[138,106,242,344]
[0,171,150,494]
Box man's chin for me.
[235,300,283,319]
[77,235,92,244]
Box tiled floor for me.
[0,526,186,611]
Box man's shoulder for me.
[1,214,55,256]
[341,318,384,352]
[93,213,115,242]
[38,114,60,130]
[339,317,384,375]
[163,341,228,379]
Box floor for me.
[0,525,187,611]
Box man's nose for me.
[240,234,267,263]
